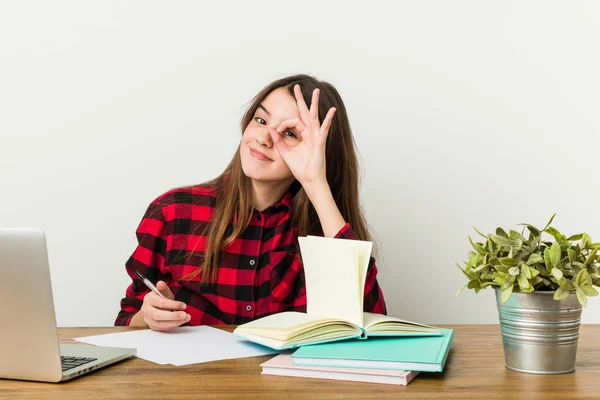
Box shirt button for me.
[249,259,256,266]
[246,305,252,311]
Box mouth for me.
[250,148,273,161]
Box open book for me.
[233,236,441,350]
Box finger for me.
[156,280,175,300]
[293,84,311,121]
[277,118,311,143]
[146,291,187,311]
[319,107,337,139]
[310,88,320,121]
[148,318,190,332]
[276,118,305,136]
[147,306,191,322]
[268,128,291,159]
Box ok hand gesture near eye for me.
[268,85,337,187]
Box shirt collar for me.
[262,181,300,213]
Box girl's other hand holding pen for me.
[138,281,190,332]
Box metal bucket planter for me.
[494,287,582,374]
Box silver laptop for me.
[0,228,136,382]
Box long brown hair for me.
[190,74,371,282]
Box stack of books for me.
[233,236,453,385]
[260,330,453,385]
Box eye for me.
[282,131,297,139]
[254,117,266,125]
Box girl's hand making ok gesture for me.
[268,84,336,187]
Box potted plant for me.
[457,214,600,374]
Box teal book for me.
[291,328,454,372]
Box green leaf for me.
[530,235,541,251]
[520,283,535,293]
[490,234,510,247]
[521,264,532,279]
[576,269,592,288]
[576,288,588,307]
[501,285,514,303]
[472,226,488,239]
[554,286,570,300]
[567,234,583,241]
[538,267,550,277]
[583,248,598,269]
[542,213,557,232]
[509,266,520,276]
[517,273,531,290]
[494,275,507,286]
[495,264,510,273]
[486,238,494,254]
[495,228,509,238]
[545,227,564,242]
[465,252,480,273]
[456,262,472,280]
[589,243,600,249]
[530,276,543,286]
[551,267,563,281]
[469,236,486,255]
[456,283,469,296]
[526,254,544,265]
[502,279,514,290]
[557,277,568,287]
[544,248,552,270]
[481,271,495,280]
[581,233,592,249]
[563,280,576,290]
[567,249,577,263]
[580,285,599,297]
[525,225,541,238]
[542,278,552,286]
[510,230,526,242]
[550,242,562,268]
[528,266,540,277]
[472,264,488,273]
[499,257,517,267]
[490,234,521,248]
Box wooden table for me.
[0,325,598,399]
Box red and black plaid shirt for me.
[115,184,387,326]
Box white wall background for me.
[1,1,599,327]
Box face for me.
[240,87,302,184]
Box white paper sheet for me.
[75,326,278,366]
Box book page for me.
[235,311,318,330]
[354,243,372,312]
[234,312,357,340]
[299,236,372,328]
[362,312,441,334]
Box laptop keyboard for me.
[61,356,97,372]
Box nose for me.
[256,129,273,147]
